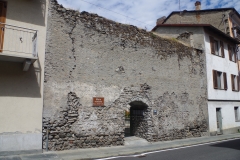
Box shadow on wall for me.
[0,61,41,98]
[6,0,46,26]
[210,139,240,151]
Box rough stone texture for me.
[164,10,232,35]
[154,27,205,52]
[43,0,208,151]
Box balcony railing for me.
[0,23,38,58]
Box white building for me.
[0,0,48,155]
[153,24,240,136]
[230,12,240,71]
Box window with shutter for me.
[214,40,219,56]
[237,76,239,91]
[223,72,227,90]
[210,36,215,55]
[228,45,236,62]
[213,70,218,89]
[231,74,239,91]
[213,70,227,90]
[231,74,235,91]
[209,36,224,57]
[220,41,225,58]
[228,45,232,61]
[233,47,237,63]
[217,72,222,89]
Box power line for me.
[80,0,155,29]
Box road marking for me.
[95,138,240,160]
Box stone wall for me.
[131,108,149,139]
[43,0,208,151]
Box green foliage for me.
[125,110,130,118]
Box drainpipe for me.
[46,126,50,152]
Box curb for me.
[1,134,240,160]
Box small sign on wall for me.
[93,97,104,106]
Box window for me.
[234,107,240,121]
[214,40,219,55]
[228,45,237,62]
[212,70,227,90]
[210,36,225,57]
[231,74,239,91]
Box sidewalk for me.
[1,133,240,160]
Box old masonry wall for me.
[43,0,209,151]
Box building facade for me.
[42,0,209,151]
[153,24,240,135]
[161,2,240,71]
[0,0,48,154]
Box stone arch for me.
[128,96,152,107]
[124,99,151,140]
[122,96,152,111]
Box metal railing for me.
[0,23,38,57]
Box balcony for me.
[0,23,38,71]
[232,26,240,41]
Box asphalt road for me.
[112,139,240,160]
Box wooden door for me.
[0,1,6,52]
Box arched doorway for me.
[125,101,148,138]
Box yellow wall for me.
[0,0,48,134]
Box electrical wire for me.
[80,0,155,29]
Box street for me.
[103,139,240,160]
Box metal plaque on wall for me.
[93,97,104,106]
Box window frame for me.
[231,74,239,92]
[213,70,227,90]
[228,45,237,63]
[210,36,225,58]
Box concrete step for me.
[124,136,150,146]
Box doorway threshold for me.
[124,136,150,146]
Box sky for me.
[57,0,240,31]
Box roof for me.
[162,8,240,24]
[152,24,239,44]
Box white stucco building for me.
[0,0,48,155]
[153,24,240,136]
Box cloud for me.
[57,0,240,30]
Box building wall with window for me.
[163,8,240,76]
[0,0,48,154]
[153,25,240,136]
[163,10,232,34]
[204,32,240,135]
[230,13,240,71]
[204,33,240,100]
[42,1,209,151]
[208,102,240,135]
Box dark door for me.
[0,1,6,52]
[130,109,144,136]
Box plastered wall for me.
[0,0,48,152]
